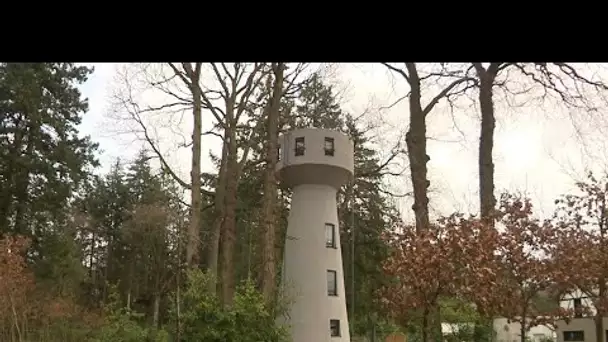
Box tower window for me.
[324,137,335,156]
[327,270,337,296]
[330,319,341,337]
[277,144,281,161]
[295,137,305,156]
[325,223,336,248]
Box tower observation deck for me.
[277,128,354,342]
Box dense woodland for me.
[2,62,608,342]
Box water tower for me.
[277,128,354,342]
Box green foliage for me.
[440,297,480,323]
[90,287,168,342]
[0,63,99,237]
[34,227,86,297]
[169,269,288,342]
[0,63,409,341]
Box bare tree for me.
[110,62,266,301]
[381,63,475,233]
[413,62,608,342]
[413,64,608,231]
[381,63,475,342]
[173,63,268,305]
[473,63,507,227]
[110,63,208,269]
[172,63,204,268]
[474,62,608,342]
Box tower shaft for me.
[283,184,350,342]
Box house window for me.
[563,331,584,341]
[327,270,337,296]
[573,297,582,318]
[324,137,335,156]
[295,137,305,156]
[330,319,340,337]
[325,223,336,248]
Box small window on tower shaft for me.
[327,270,337,296]
[325,223,336,248]
[324,137,335,156]
[277,145,281,161]
[330,319,341,337]
[295,137,305,156]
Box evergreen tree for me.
[0,63,98,304]
[0,63,98,237]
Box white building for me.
[277,128,354,342]
[493,317,555,342]
[555,287,606,342]
[439,318,554,342]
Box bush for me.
[169,269,288,342]
[89,287,169,342]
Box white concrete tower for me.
[277,128,354,342]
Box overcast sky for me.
[77,63,608,222]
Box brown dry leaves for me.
[379,192,564,327]
[379,213,499,323]
[0,235,97,333]
[0,235,34,325]
[550,173,608,316]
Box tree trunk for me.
[220,118,239,307]
[520,315,527,342]
[13,126,35,236]
[475,63,500,226]
[103,239,111,303]
[127,257,134,311]
[175,225,182,342]
[404,63,430,233]
[207,131,228,294]
[216,64,264,306]
[474,63,500,342]
[152,293,160,328]
[90,229,96,289]
[152,259,161,328]
[402,63,438,342]
[186,64,203,268]
[421,306,436,342]
[0,126,22,234]
[596,279,606,342]
[259,63,284,304]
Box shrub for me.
[89,287,168,342]
[169,269,288,342]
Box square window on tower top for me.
[324,137,335,156]
[295,137,305,156]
